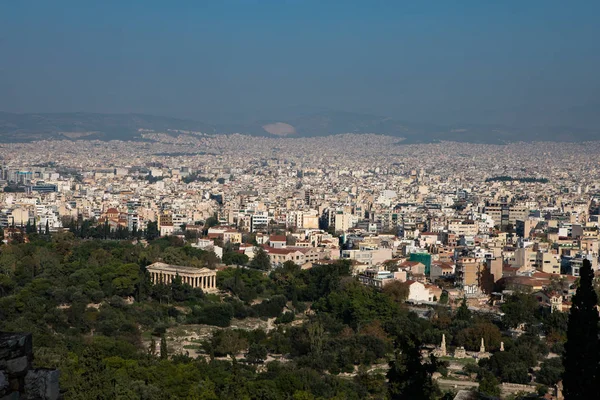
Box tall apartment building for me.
[535,252,561,274]
[448,220,478,236]
[516,218,537,238]
[484,202,528,229]
[158,213,172,228]
[479,256,503,294]
[334,212,355,233]
[508,248,538,270]
[251,211,269,232]
[455,256,482,296]
[304,189,314,205]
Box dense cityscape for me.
[1,132,599,399]
[3,0,600,399]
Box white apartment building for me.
[341,247,392,266]
[251,211,269,232]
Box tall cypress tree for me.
[562,259,598,399]
[455,297,472,321]
[387,335,439,399]
[160,334,168,359]
[149,336,156,357]
[250,247,271,271]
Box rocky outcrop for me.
[23,369,60,400]
[0,332,60,400]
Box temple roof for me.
[146,262,214,275]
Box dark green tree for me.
[212,329,248,361]
[222,251,249,266]
[439,291,449,304]
[68,347,114,400]
[246,343,268,364]
[146,220,159,240]
[537,357,564,386]
[455,297,471,321]
[500,291,538,329]
[103,219,109,239]
[204,215,219,229]
[149,336,156,357]
[387,335,439,399]
[562,259,598,399]
[250,247,271,271]
[478,369,501,397]
[190,303,234,327]
[170,274,188,302]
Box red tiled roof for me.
[265,247,302,255]
[269,235,287,242]
[432,261,453,269]
[400,261,421,267]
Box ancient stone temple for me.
[147,262,217,292]
[454,346,466,359]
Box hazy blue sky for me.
[1,1,599,127]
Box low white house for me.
[406,280,437,302]
[191,239,223,259]
[160,224,174,236]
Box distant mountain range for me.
[0,112,216,142]
[0,111,597,144]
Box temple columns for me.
[148,270,215,290]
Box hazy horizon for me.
[1,1,599,129]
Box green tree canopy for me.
[500,291,538,329]
[250,247,271,271]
